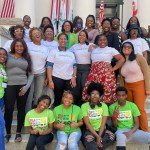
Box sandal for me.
[5,134,11,143]
[15,133,22,142]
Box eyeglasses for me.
[15,30,23,33]
[32,31,41,37]
[91,93,100,97]
[123,45,132,49]
[59,38,67,41]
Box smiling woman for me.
[25,95,54,150]
[4,39,33,143]
[53,91,83,150]
[26,27,49,111]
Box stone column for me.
[138,0,150,28]
[73,0,96,26]
[15,0,36,26]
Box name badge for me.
[2,82,7,88]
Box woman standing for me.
[56,20,78,49]
[39,17,53,33]
[26,27,49,111]
[124,24,149,60]
[69,30,91,105]
[25,95,54,150]
[46,33,77,107]
[53,91,83,150]
[81,82,115,150]
[120,41,150,132]
[41,25,58,51]
[126,16,150,38]
[3,25,25,52]
[85,15,99,43]
[73,16,83,35]
[82,35,124,104]
[0,48,7,150]
[4,39,33,143]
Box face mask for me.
[76,22,83,28]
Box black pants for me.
[26,133,54,150]
[4,85,29,134]
[83,130,115,150]
[73,64,90,106]
[52,76,73,106]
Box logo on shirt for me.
[29,117,47,127]
[118,111,132,120]
[88,108,103,119]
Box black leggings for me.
[52,76,73,106]
[4,85,29,134]
[26,133,54,150]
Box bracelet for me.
[72,75,77,78]
[111,115,118,120]
[49,80,53,83]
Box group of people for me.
[0,13,150,150]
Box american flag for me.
[132,0,138,16]
[99,0,104,26]
[0,0,15,18]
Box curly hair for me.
[29,27,42,41]
[87,82,104,96]
[9,25,24,39]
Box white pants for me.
[116,128,150,146]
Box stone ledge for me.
[0,18,23,26]
[0,26,12,39]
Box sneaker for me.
[5,134,11,143]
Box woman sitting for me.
[81,82,115,150]
[53,91,83,150]
[25,95,54,150]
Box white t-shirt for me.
[47,48,77,80]
[24,27,31,43]
[3,40,13,52]
[124,38,149,55]
[41,39,58,52]
[69,43,92,64]
[91,46,119,63]
[27,42,49,74]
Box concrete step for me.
[5,134,150,150]
[5,120,28,134]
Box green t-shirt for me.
[24,109,55,131]
[81,102,109,131]
[0,64,7,99]
[109,101,140,130]
[53,104,83,134]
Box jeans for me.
[0,109,5,150]
[83,130,115,150]
[26,133,54,150]
[56,130,81,150]
[4,85,29,134]
[25,72,45,112]
[116,129,150,147]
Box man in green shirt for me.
[109,87,150,150]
